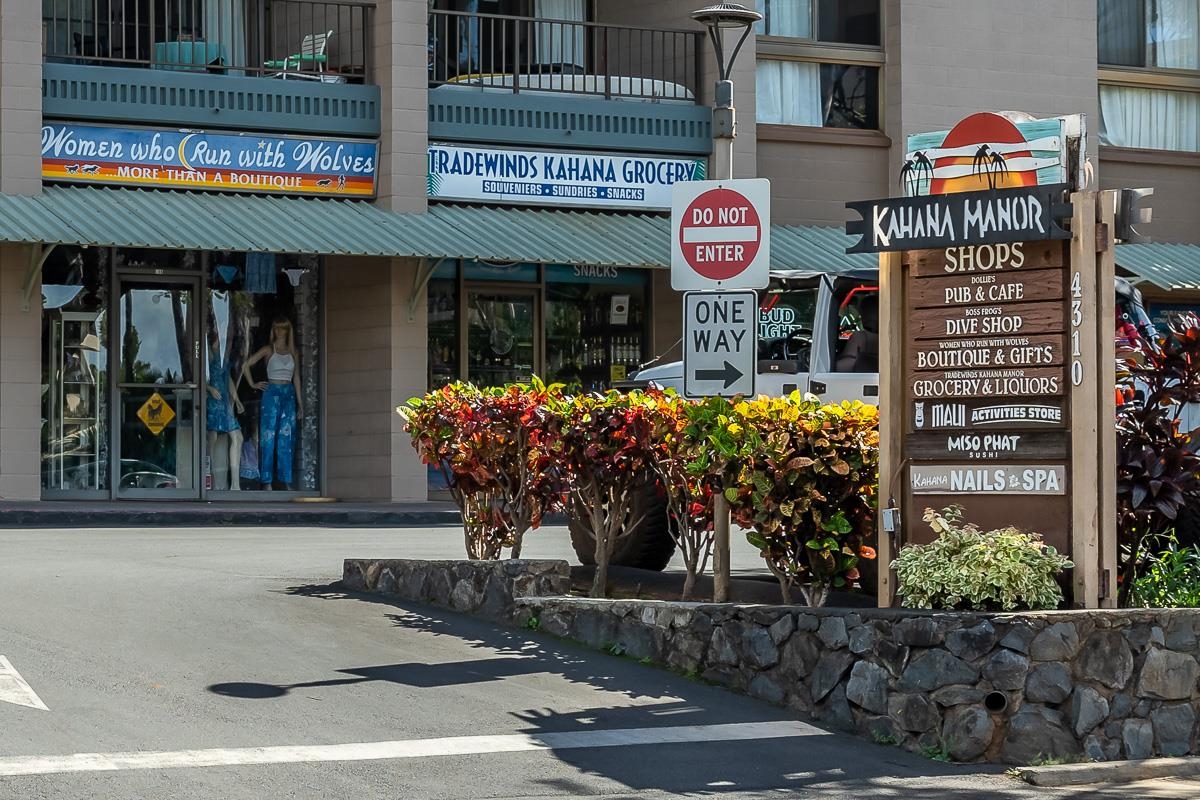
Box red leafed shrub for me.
[398,379,564,559]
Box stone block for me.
[1076,630,1134,690]
[818,616,849,649]
[899,650,978,692]
[1071,685,1109,737]
[810,649,856,703]
[1025,662,1072,704]
[1123,718,1154,760]
[1151,702,1196,757]
[748,672,786,705]
[708,624,740,667]
[1001,706,1081,765]
[848,623,877,655]
[896,616,944,647]
[888,692,940,733]
[768,613,796,645]
[931,684,986,707]
[1137,648,1200,700]
[997,621,1037,654]
[982,649,1029,691]
[945,621,998,662]
[743,625,781,670]
[1029,622,1081,661]
[778,631,822,679]
[943,705,995,761]
[845,661,891,715]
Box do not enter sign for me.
[671,178,770,291]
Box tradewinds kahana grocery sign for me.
[427,143,706,210]
[41,122,378,197]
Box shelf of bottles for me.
[547,292,645,392]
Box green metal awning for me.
[0,186,875,272]
[1116,243,1200,292]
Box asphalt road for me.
[0,526,1190,799]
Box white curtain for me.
[1149,0,1199,68]
[535,0,586,68]
[1099,85,1200,151]
[206,0,247,73]
[756,59,822,126]
[754,0,812,38]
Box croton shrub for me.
[398,379,564,559]
[400,383,880,603]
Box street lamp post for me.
[691,3,762,603]
[691,3,762,183]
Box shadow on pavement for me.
[264,583,1046,800]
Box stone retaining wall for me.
[516,598,1200,764]
[341,558,1200,765]
[342,558,571,622]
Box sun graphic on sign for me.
[901,112,1064,197]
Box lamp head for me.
[690,3,762,31]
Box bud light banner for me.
[42,123,378,198]
[427,143,706,210]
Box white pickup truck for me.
[635,268,882,403]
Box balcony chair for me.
[265,30,337,81]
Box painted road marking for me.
[0,656,48,711]
[0,720,825,777]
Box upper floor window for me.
[1097,0,1200,152]
[754,0,882,130]
[1099,0,1198,69]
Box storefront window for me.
[428,263,459,389]
[206,252,321,492]
[545,265,648,392]
[41,246,110,493]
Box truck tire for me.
[568,476,676,571]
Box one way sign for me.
[683,291,757,399]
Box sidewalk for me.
[0,500,462,528]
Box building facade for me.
[0,1,1195,505]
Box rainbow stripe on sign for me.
[41,123,378,198]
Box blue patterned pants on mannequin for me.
[260,383,296,486]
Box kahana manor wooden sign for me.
[846,111,1118,609]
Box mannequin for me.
[206,326,245,489]
[243,317,304,490]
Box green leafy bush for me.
[1129,538,1200,608]
[892,506,1072,611]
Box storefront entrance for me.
[114,276,201,499]
[465,288,538,387]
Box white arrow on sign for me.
[0,655,48,711]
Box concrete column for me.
[325,255,428,501]
[373,0,429,213]
[0,244,42,500]
[389,258,428,502]
[0,0,43,196]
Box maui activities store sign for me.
[42,122,378,197]
[427,143,705,210]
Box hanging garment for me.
[206,354,240,433]
[240,438,260,481]
[244,253,278,294]
[259,382,296,485]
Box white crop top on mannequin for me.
[267,351,294,382]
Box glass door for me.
[113,277,201,499]
[465,288,538,387]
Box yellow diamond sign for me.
[137,392,175,436]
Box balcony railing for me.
[428,9,702,103]
[43,0,372,84]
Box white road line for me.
[0,720,826,777]
[0,656,48,712]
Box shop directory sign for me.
[41,122,378,197]
[846,111,1116,608]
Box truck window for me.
[759,288,817,366]
[835,286,880,372]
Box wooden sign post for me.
[862,193,1116,609]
